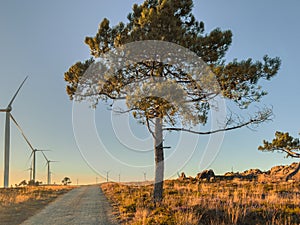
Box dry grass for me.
[0,185,75,225]
[101,180,300,225]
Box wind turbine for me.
[41,152,58,185]
[24,166,33,181]
[0,76,28,188]
[104,170,110,182]
[10,115,49,183]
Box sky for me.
[0,0,299,186]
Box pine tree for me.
[65,0,281,203]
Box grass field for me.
[0,185,75,225]
[102,180,300,225]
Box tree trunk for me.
[153,117,164,203]
[285,162,300,181]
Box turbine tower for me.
[41,152,58,185]
[30,148,48,182]
[104,170,110,182]
[0,77,28,188]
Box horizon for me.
[0,0,299,187]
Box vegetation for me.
[65,0,281,202]
[0,186,72,206]
[259,131,300,158]
[62,177,72,185]
[102,180,300,225]
[0,186,74,225]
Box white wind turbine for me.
[0,77,28,188]
[41,151,58,185]
[10,115,49,183]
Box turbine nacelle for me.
[6,106,12,112]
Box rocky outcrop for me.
[242,169,263,176]
[177,162,300,183]
[269,162,300,181]
[221,163,300,182]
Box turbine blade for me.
[10,114,34,151]
[8,76,28,108]
[26,151,34,165]
[37,149,51,152]
[48,160,59,163]
[41,151,48,161]
[0,109,7,112]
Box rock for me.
[267,162,300,181]
[224,172,235,176]
[270,165,286,175]
[242,169,263,176]
[224,172,242,178]
[178,172,186,181]
[196,169,215,181]
[238,169,263,180]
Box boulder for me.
[196,169,215,181]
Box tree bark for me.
[153,117,164,203]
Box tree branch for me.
[276,148,300,158]
[146,118,156,139]
[112,107,138,114]
[98,91,126,100]
[163,118,263,135]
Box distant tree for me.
[28,180,42,186]
[62,177,72,185]
[18,180,27,186]
[28,180,35,186]
[65,0,280,203]
[259,131,300,158]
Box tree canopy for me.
[259,131,300,158]
[66,0,280,109]
[62,177,72,185]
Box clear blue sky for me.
[0,0,299,186]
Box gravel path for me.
[21,186,119,225]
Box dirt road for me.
[21,185,118,225]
